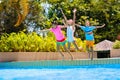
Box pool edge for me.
[0,58,120,68]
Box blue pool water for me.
[0,64,120,80]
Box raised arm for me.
[75,22,81,27]
[60,19,67,28]
[75,24,80,27]
[60,8,68,24]
[73,8,77,26]
[96,24,105,29]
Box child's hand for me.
[102,24,105,27]
[73,8,77,13]
[75,24,80,27]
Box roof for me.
[94,40,114,51]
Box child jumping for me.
[76,20,105,60]
[41,21,73,60]
[60,8,79,51]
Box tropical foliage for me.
[0,32,55,52]
[0,0,120,52]
[0,0,46,33]
[113,40,120,49]
[44,0,120,42]
[8,0,29,27]
[0,32,85,52]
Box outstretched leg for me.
[90,47,94,60]
[57,44,64,60]
[68,42,71,50]
[73,41,79,51]
[63,45,73,60]
[86,45,90,59]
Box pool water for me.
[0,64,120,80]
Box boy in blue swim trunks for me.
[60,8,79,51]
[76,20,105,60]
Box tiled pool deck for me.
[0,58,120,68]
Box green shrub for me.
[0,32,86,52]
[113,40,120,49]
[0,32,56,52]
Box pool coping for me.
[0,58,120,68]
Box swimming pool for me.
[0,64,120,80]
[0,58,120,80]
